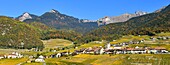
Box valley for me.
[0,1,170,65]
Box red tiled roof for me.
[154,47,166,50]
[126,48,134,51]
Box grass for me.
[42,39,73,49]
[156,32,170,36]
[1,51,169,65]
[45,54,125,65]
[110,32,170,44]
[0,58,28,65]
[22,63,43,65]
[123,54,170,65]
[79,41,105,48]
[110,35,150,44]
[44,54,170,65]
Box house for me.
[104,49,114,54]
[126,48,135,54]
[7,52,23,58]
[7,54,17,58]
[105,43,112,50]
[133,48,146,54]
[147,48,157,54]
[61,52,69,56]
[100,48,105,54]
[94,41,102,44]
[84,47,93,54]
[56,53,61,58]
[154,47,168,53]
[93,47,102,55]
[0,55,4,59]
[113,45,122,49]
[35,55,45,62]
[82,47,103,55]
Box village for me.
[0,36,169,64]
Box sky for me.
[0,0,169,20]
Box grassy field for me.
[45,54,123,65]
[110,35,150,44]
[0,58,28,65]
[22,63,43,65]
[156,32,170,36]
[110,32,170,44]
[78,41,105,48]
[123,54,170,65]
[42,39,73,49]
[44,54,170,65]
[3,54,168,65]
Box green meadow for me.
[42,39,73,49]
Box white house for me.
[35,58,45,62]
[7,52,23,59]
[7,54,17,58]
[0,55,4,59]
[56,53,61,58]
[106,43,112,50]
[94,41,102,44]
[146,48,157,54]
[113,46,122,49]
[100,48,105,54]
[35,55,45,62]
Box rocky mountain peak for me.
[97,11,148,26]
[23,12,30,16]
[18,12,32,21]
[50,9,60,14]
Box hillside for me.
[0,16,44,49]
[87,4,170,41]
[22,21,83,44]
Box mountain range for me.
[15,9,151,33]
[86,4,170,41]
[16,9,98,33]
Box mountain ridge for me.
[97,11,148,26]
[16,9,98,33]
[84,4,170,42]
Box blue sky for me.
[0,0,169,20]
